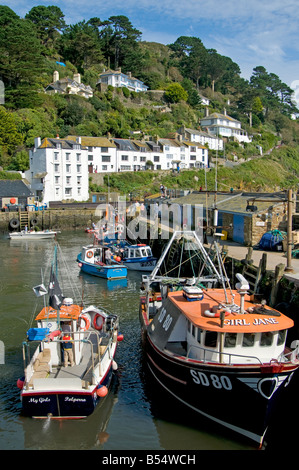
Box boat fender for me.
[79,313,91,331]
[86,250,93,259]
[9,218,20,229]
[17,377,25,389]
[78,262,82,268]
[137,244,146,246]
[93,313,105,330]
[30,218,38,226]
[48,330,61,341]
[96,385,108,397]
[112,360,118,370]
[117,333,124,342]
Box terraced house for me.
[26,135,209,204]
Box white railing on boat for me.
[185,343,299,366]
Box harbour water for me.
[0,230,297,451]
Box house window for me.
[88,155,93,161]
[191,146,196,152]
[121,155,128,161]
[65,188,72,196]
[154,156,160,162]
[66,164,71,173]
[77,176,81,185]
[88,146,93,152]
[55,188,59,195]
[140,157,146,162]
[190,155,196,160]
[101,147,108,153]
[120,165,131,170]
[102,165,108,170]
[55,176,60,184]
[76,153,81,162]
[102,156,111,162]
[54,164,59,172]
[66,176,71,184]
[77,165,81,173]
[65,153,70,161]
[77,187,81,195]
[54,152,59,161]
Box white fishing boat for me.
[9,230,59,240]
[139,230,299,447]
[17,243,123,418]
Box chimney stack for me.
[73,73,81,84]
[53,71,59,82]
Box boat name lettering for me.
[28,397,51,404]
[64,396,87,403]
[158,307,173,331]
[224,317,279,326]
[190,370,232,390]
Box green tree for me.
[25,5,66,49]
[165,83,188,103]
[0,106,23,167]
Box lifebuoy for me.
[30,218,38,226]
[116,224,124,233]
[93,313,105,330]
[86,250,93,259]
[9,218,19,229]
[79,313,91,331]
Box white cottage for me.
[200,109,252,143]
[26,137,89,204]
[97,68,148,93]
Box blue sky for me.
[4,0,299,98]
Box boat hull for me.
[9,231,58,240]
[21,365,114,418]
[140,319,297,446]
[123,258,157,272]
[77,254,127,279]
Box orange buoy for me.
[10,198,16,204]
[96,385,108,397]
[117,334,124,342]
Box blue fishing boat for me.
[77,244,127,279]
[110,242,157,272]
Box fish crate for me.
[26,328,49,341]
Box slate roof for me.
[67,135,116,148]
[170,191,286,215]
[0,180,34,197]
[39,137,86,150]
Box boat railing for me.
[23,330,111,385]
[186,344,263,365]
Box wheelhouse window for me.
[260,332,273,347]
[224,333,237,348]
[204,331,217,348]
[277,330,286,346]
[242,333,255,347]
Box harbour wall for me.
[0,209,100,232]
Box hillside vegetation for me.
[0,4,299,193]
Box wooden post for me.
[285,189,294,272]
[270,263,285,307]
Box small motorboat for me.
[139,230,299,447]
[109,242,157,272]
[9,230,59,240]
[18,243,123,418]
[77,244,127,279]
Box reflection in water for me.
[0,231,256,450]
